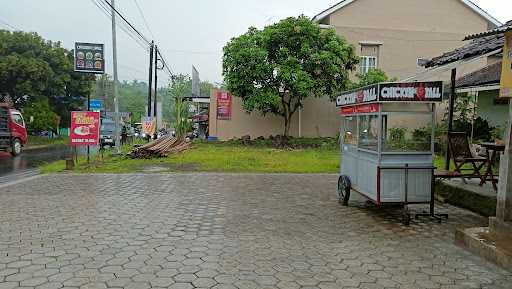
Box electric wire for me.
[0,17,20,31]
[133,0,156,40]
[101,0,151,45]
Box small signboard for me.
[74,42,105,74]
[89,99,103,111]
[216,91,232,120]
[70,111,100,146]
[500,31,512,98]
[142,117,156,136]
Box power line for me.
[133,0,156,40]
[101,0,150,45]
[91,0,149,51]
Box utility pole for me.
[147,41,154,117]
[153,45,158,139]
[111,0,121,154]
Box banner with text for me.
[70,111,100,146]
[216,91,232,120]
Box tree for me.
[223,16,358,136]
[168,74,192,137]
[23,99,60,134]
[352,69,394,88]
[0,30,94,127]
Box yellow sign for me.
[500,31,512,98]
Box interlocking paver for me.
[0,173,511,289]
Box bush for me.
[453,117,493,141]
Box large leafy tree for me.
[0,30,94,126]
[223,16,359,136]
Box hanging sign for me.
[70,111,100,146]
[74,42,105,74]
[216,91,232,120]
[336,81,443,107]
[378,81,442,102]
[500,31,512,98]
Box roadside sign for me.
[70,111,100,146]
[74,42,105,74]
[142,117,156,136]
[216,91,232,120]
[89,99,103,111]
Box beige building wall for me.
[211,0,497,140]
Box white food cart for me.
[336,81,448,225]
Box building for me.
[210,0,501,140]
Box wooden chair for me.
[447,132,486,180]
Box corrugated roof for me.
[456,61,501,88]
[465,20,512,40]
[425,33,504,68]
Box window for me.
[343,116,358,145]
[358,115,379,151]
[12,113,24,127]
[360,56,377,74]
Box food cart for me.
[336,81,447,225]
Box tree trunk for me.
[283,115,290,137]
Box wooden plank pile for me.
[129,136,191,159]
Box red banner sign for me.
[216,91,232,120]
[340,104,380,115]
[70,111,100,146]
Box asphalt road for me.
[0,145,70,184]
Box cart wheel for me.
[337,175,351,206]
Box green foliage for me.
[453,117,493,141]
[23,99,60,134]
[223,15,358,136]
[171,75,193,138]
[352,69,395,88]
[0,29,93,125]
[491,126,505,140]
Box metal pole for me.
[111,0,121,154]
[445,68,456,170]
[153,45,158,139]
[147,41,154,117]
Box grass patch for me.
[27,136,68,147]
[40,141,340,174]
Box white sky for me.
[1,0,510,86]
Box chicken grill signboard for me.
[74,42,105,74]
[70,111,100,146]
[336,81,443,107]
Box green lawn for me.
[27,135,69,147]
[40,142,341,174]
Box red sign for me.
[216,91,232,120]
[340,104,380,115]
[70,111,100,146]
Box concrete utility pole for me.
[111,0,121,154]
[153,45,158,139]
[147,41,154,117]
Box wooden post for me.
[445,68,457,170]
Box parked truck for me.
[0,102,28,156]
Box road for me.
[0,145,70,184]
[0,173,511,289]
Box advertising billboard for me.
[74,42,105,74]
[70,111,100,146]
[216,91,232,120]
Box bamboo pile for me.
[129,136,191,158]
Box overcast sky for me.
[1,0,510,86]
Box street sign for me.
[89,99,103,111]
[70,111,100,146]
[74,42,105,74]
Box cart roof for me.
[336,81,443,108]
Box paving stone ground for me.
[0,173,511,289]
